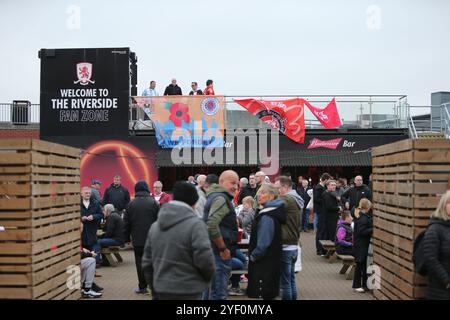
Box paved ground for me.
[92,231,373,300]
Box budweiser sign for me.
[307,138,343,150]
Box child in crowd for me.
[335,211,354,255]
[237,196,256,239]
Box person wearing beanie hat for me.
[173,181,199,206]
[124,180,159,295]
[142,181,215,300]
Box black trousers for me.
[353,261,368,289]
[133,246,147,289]
[315,215,327,255]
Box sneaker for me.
[228,287,245,296]
[240,275,248,283]
[135,288,151,295]
[82,289,102,298]
[91,282,103,293]
[354,288,365,293]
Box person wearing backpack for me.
[352,198,373,293]
[422,190,450,300]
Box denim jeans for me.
[280,249,298,300]
[92,238,121,263]
[301,209,310,231]
[230,249,247,288]
[210,253,232,300]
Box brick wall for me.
[0,129,39,139]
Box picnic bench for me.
[336,254,355,280]
[319,240,337,263]
[101,246,123,267]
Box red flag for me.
[303,98,342,129]
[234,98,305,143]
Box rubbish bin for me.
[11,100,30,124]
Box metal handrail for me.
[408,113,418,139]
[444,103,450,138]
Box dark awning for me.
[157,148,371,167]
[280,150,372,167]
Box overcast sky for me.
[1,0,449,107]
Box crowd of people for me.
[141,79,215,97]
[79,171,450,300]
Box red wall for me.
[0,129,39,139]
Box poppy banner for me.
[134,96,225,148]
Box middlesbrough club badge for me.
[74,62,95,85]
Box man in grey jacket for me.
[142,181,215,300]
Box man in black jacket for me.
[189,82,203,95]
[342,175,372,215]
[297,179,312,232]
[80,187,103,251]
[314,173,332,255]
[164,78,183,95]
[124,180,160,295]
[93,204,125,264]
[322,180,342,242]
[237,175,258,205]
[103,175,130,214]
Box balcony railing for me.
[0,102,40,125]
[1,94,410,130]
[129,94,409,130]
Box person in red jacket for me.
[152,181,172,206]
[204,79,215,95]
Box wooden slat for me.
[33,255,79,285]
[0,139,32,150]
[0,287,32,299]
[0,183,31,196]
[413,150,450,163]
[413,139,450,150]
[31,183,80,196]
[31,139,81,158]
[0,166,32,174]
[32,219,80,241]
[0,228,31,241]
[372,139,413,157]
[0,273,31,286]
[0,175,31,182]
[32,195,80,210]
[374,203,433,219]
[373,228,414,253]
[372,151,413,166]
[31,152,79,169]
[0,153,31,165]
[0,204,80,219]
[372,165,413,174]
[0,198,30,210]
[31,166,80,176]
[32,230,80,255]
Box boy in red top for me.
[204,79,215,95]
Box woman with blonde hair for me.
[422,190,450,300]
[352,198,373,293]
[247,183,287,299]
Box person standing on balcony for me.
[164,78,182,95]
[142,81,159,96]
[204,79,215,95]
[189,82,203,95]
